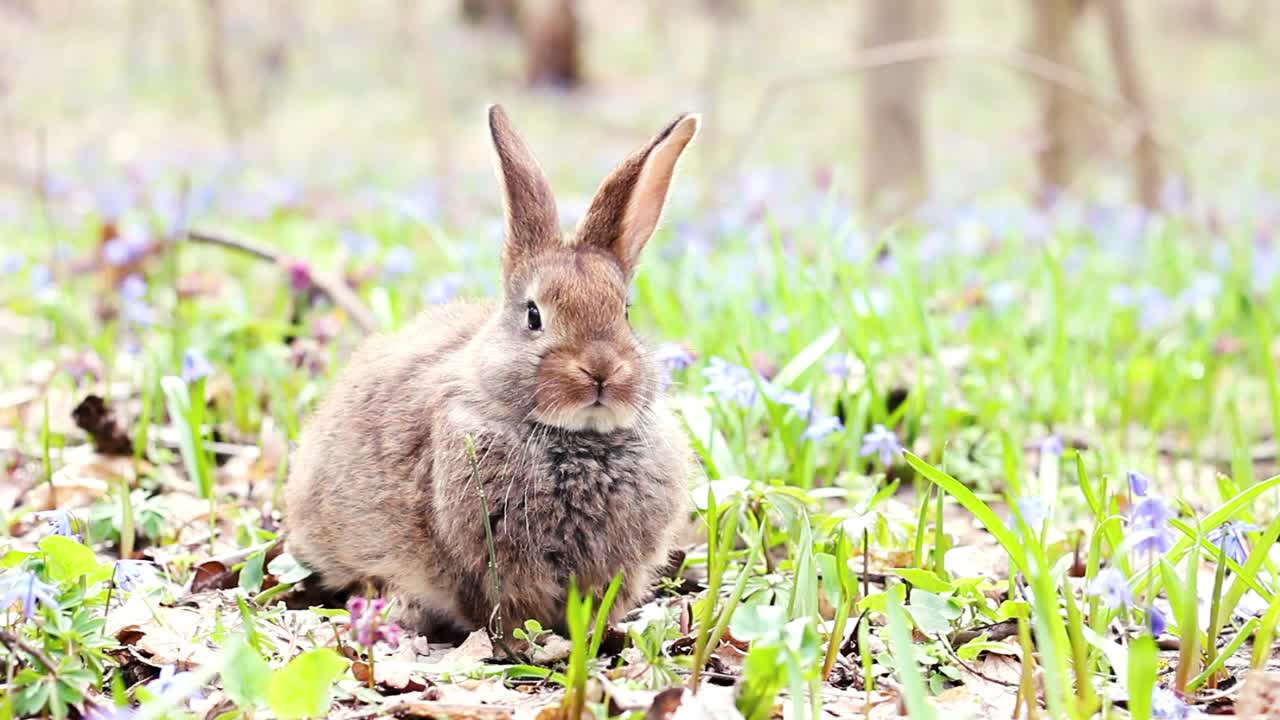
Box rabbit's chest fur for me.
[433,420,684,627]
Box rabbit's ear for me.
[488,105,561,279]
[575,113,700,278]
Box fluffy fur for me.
[284,105,700,636]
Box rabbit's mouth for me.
[534,400,637,434]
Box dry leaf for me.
[1235,670,1280,720]
[437,630,495,671]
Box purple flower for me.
[347,595,400,649]
[30,264,52,294]
[802,414,843,441]
[1086,567,1133,611]
[114,560,157,593]
[823,353,854,380]
[1148,606,1167,636]
[1039,435,1064,457]
[654,343,696,374]
[383,245,415,278]
[1128,471,1150,497]
[181,349,214,384]
[32,510,75,538]
[0,569,60,618]
[104,222,152,266]
[0,254,23,275]
[284,258,312,291]
[703,358,759,408]
[1207,521,1257,566]
[120,275,155,327]
[860,424,903,467]
[1130,495,1176,557]
[146,664,200,705]
[767,388,813,418]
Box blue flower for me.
[423,272,468,305]
[1086,567,1133,610]
[1039,435,1064,457]
[181,350,214,384]
[340,230,377,258]
[1207,521,1257,566]
[767,388,813,418]
[859,424,903,467]
[1015,496,1049,528]
[30,264,52,293]
[1151,687,1199,718]
[1128,470,1150,497]
[383,245,415,278]
[1130,495,1176,557]
[1148,605,1167,636]
[0,254,23,275]
[702,358,759,408]
[802,414,843,441]
[114,560,157,593]
[0,569,60,618]
[119,275,155,327]
[32,510,75,538]
[146,664,200,704]
[823,353,854,380]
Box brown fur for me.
[284,105,701,637]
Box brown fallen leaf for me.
[71,395,134,456]
[644,686,743,720]
[1235,670,1280,720]
[395,701,515,719]
[437,630,495,671]
[351,658,438,694]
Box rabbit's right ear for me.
[488,105,561,282]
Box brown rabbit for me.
[284,105,699,637]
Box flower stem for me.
[1204,555,1228,689]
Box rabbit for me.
[284,105,700,639]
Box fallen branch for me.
[0,630,58,675]
[187,228,379,335]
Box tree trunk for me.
[858,0,938,217]
[1029,0,1089,203]
[1100,0,1161,208]
[461,0,522,31]
[200,0,241,143]
[526,0,582,90]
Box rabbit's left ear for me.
[574,113,700,278]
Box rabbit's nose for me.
[578,365,608,390]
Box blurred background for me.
[1,0,1278,231]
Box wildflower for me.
[114,560,158,593]
[340,229,377,258]
[104,222,152,266]
[0,569,60,618]
[1151,687,1199,719]
[860,424,903,467]
[383,245,415,278]
[120,274,154,327]
[1148,606,1166,636]
[31,264,52,294]
[146,664,201,705]
[0,254,23,274]
[767,388,813,418]
[1207,521,1257,566]
[985,281,1017,310]
[654,343,696,374]
[347,596,400,649]
[1039,435,1064,457]
[750,298,769,317]
[802,414,843,441]
[423,272,467,305]
[181,349,213,384]
[1128,470,1150,497]
[1086,567,1133,611]
[1015,496,1049,528]
[823,353,853,380]
[120,274,147,300]
[1130,495,1177,557]
[32,510,75,538]
[702,358,759,408]
[283,258,312,291]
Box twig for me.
[186,227,379,335]
[720,38,1166,191]
[0,630,57,675]
[935,633,1020,688]
[465,435,519,662]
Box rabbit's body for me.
[285,107,701,636]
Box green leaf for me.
[267,553,313,584]
[223,636,272,708]
[730,603,788,642]
[1128,635,1158,720]
[890,568,955,594]
[906,590,961,636]
[773,326,839,387]
[885,588,937,720]
[267,649,347,719]
[239,552,266,594]
[38,536,103,584]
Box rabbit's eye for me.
[526,300,542,331]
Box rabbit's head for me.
[471,105,699,433]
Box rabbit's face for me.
[509,249,657,433]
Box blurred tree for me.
[1100,0,1161,208]
[858,0,941,217]
[1029,0,1090,204]
[461,0,522,31]
[200,0,241,142]
[526,0,582,90]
